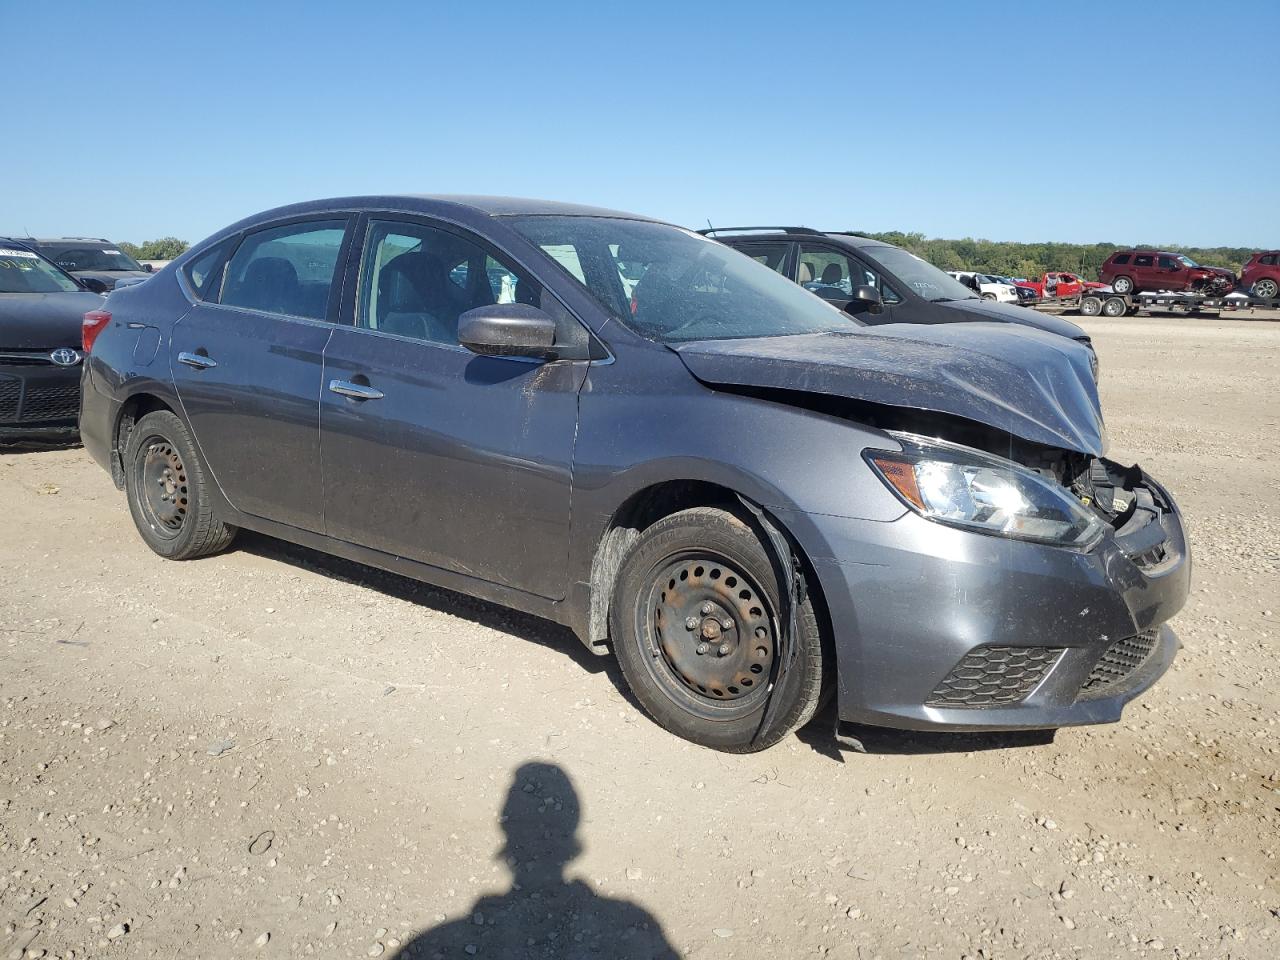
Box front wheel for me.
[124,410,237,559]
[1112,275,1134,294]
[610,507,828,753]
[981,292,996,301]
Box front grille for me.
[1079,629,1160,698]
[927,646,1064,707]
[0,375,19,421]
[0,376,80,424]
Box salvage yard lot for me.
[2,316,1278,959]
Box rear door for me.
[318,216,588,599]
[170,217,352,531]
[1131,253,1156,289]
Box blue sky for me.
[4,0,1276,248]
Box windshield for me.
[41,244,143,272]
[0,247,81,294]
[506,216,856,343]
[1176,254,1199,268]
[866,246,977,301]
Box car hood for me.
[0,291,103,349]
[72,269,150,288]
[936,296,1088,341]
[673,322,1106,455]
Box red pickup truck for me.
[1018,272,1108,299]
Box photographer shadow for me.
[396,761,677,959]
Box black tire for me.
[1252,278,1278,300]
[1079,295,1103,317]
[981,292,996,301]
[1112,275,1134,294]
[124,410,236,560]
[609,507,828,752]
[1102,296,1127,318]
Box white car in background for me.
[947,270,1018,303]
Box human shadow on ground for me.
[394,761,678,959]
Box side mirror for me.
[458,303,557,359]
[143,263,153,273]
[844,284,883,316]
[80,276,109,294]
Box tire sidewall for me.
[610,509,823,752]
[124,411,212,559]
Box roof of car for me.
[702,227,894,250]
[32,237,114,244]
[238,195,660,225]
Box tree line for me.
[848,231,1257,279]
[118,237,189,261]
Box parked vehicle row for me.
[71,196,1187,753]
[0,239,101,441]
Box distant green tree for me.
[117,241,144,260]
[135,237,189,260]
[845,230,1252,279]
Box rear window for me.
[1111,253,1130,265]
[218,220,347,320]
[183,239,233,300]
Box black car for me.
[27,237,152,291]
[705,227,1096,369]
[0,240,103,441]
[80,196,1186,753]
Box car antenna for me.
[706,218,714,233]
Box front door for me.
[170,217,351,531]
[318,217,587,599]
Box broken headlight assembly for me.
[866,435,1106,549]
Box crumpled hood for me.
[937,296,1088,341]
[0,291,104,349]
[674,322,1107,455]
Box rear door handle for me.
[177,351,217,370]
[328,379,384,401]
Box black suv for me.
[27,237,152,291]
[706,228,1094,363]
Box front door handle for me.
[177,351,217,370]
[328,379,384,401]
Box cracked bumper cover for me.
[782,474,1190,732]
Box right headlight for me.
[866,435,1106,549]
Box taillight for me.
[82,309,112,353]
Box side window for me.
[1157,255,1177,269]
[733,242,791,276]
[798,245,854,299]
[847,254,901,304]
[1134,255,1153,267]
[183,239,232,300]
[1260,254,1275,266]
[1112,253,1131,265]
[358,219,587,353]
[219,220,347,320]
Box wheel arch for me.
[581,478,834,673]
[110,392,179,488]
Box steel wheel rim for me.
[1081,298,1101,316]
[1103,298,1126,317]
[635,551,776,720]
[1114,277,1132,293]
[136,435,189,539]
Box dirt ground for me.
[2,315,1278,960]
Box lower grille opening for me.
[927,646,1064,708]
[1078,629,1161,699]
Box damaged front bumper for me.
[785,466,1190,732]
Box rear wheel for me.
[1252,278,1278,300]
[124,410,236,559]
[1102,296,1128,317]
[1079,295,1103,317]
[610,507,827,753]
[1112,275,1134,294]
[981,292,996,301]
